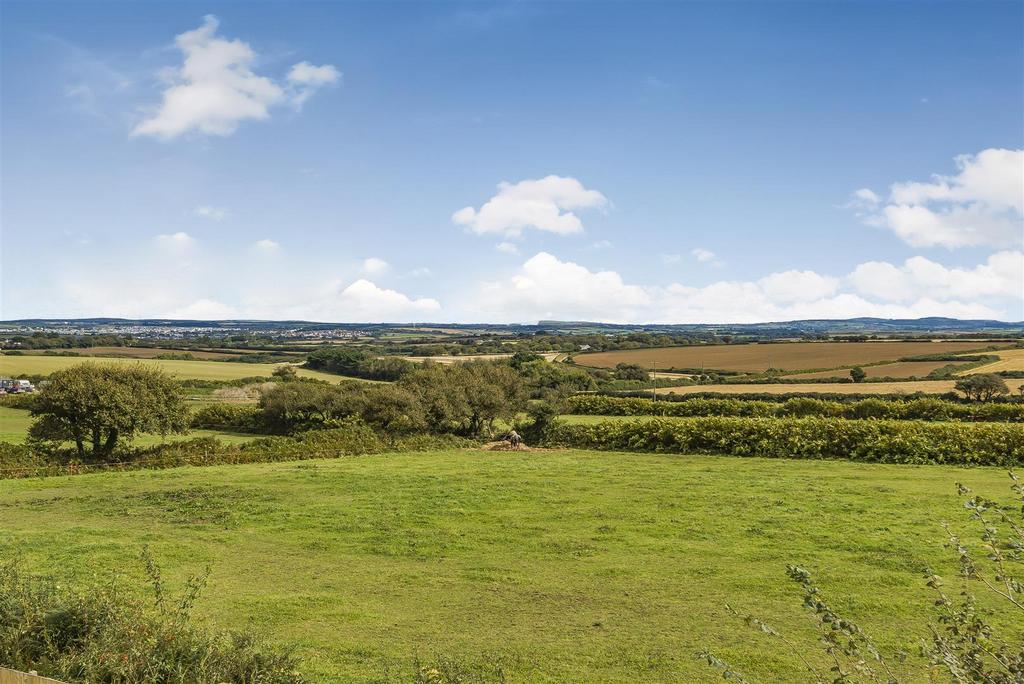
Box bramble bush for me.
[545,416,1024,465]
[0,548,305,683]
[567,395,1024,422]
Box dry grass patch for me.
[784,361,960,380]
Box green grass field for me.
[1,449,1019,682]
[0,406,255,446]
[0,354,344,382]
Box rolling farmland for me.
[573,341,1011,373]
[17,346,248,360]
[0,354,342,382]
[783,360,963,379]
[654,378,1024,395]
[958,347,1024,374]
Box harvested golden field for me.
[654,379,1024,396]
[959,347,1024,374]
[574,341,1009,373]
[402,352,561,364]
[19,346,244,360]
[783,360,961,380]
[0,355,342,382]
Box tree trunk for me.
[103,429,119,456]
[91,426,102,458]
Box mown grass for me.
[0,406,256,446]
[1,449,1020,682]
[0,354,344,382]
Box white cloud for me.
[661,253,682,264]
[155,231,195,249]
[132,16,338,139]
[166,298,238,319]
[852,149,1024,248]
[253,238,280,252]
[194,205,227,221]
[496,241,520,255]
[453,175,608,237]
[287,61,341,109]
[460,251,1019,324]
[327,279,441,322]
[691,248,716,263]
[849,251,1024,303]
[757,270,839,303]
[362,257,388,275]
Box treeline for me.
[546,416,1024,466]
[568,395,1024,422]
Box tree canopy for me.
[28,363,189,459]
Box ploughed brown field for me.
[574,341,1009,373]
[654,379,1024,396]
[783,360,962,380]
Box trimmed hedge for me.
[568,395,1024,422]
[546,416,1024,465]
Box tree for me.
[614,363,649,381]
[849,366,867,383]
[954,373,1010,401]
[272,364,298,381]
[28,363,189,459]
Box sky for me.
[1,0,1022,324]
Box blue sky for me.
[2,1,1022,323]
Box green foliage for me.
[567,394,1024,422]
[272,364,298,381]
[0,550,304,683]
[849,366,867,383]
[955,373,1011,401]
[546,416,1024,465]
[513,358,596,399]
[28,363,190,459]
[304,347,415,380]
[191,403,264,433]
[614,363,649,381]
[400,361,527,435]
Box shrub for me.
[0,550,305,683]
[545,416,1024,465]
[191,403,265,432]
[565,395,1024,422]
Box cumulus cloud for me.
[362,257,389,275]
[459,252,1019,323]
[132,16,338,139]
[194,205,227,221]
[849,251,1023,303]
[453,175,608,237]
[852,149,1024,248]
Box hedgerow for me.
[568,394,1024,422]
[545,416,1024,465]
[0,419,477,480]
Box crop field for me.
[959,347,1024,374]
[18,346,247,360]
[1,450,1018,682]
[0,354,342,382]
[655,378,1024,395]
[782,360,961,380]
[0,406,255,446]
[573,341,1009,373]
